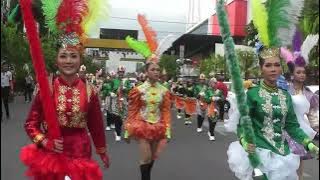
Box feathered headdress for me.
[125,14,176,64]
[280,28,319,72]
[252,0,305,59]
[41,0,109,50]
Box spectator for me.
[1,63,13,120]
[24,73,34,102]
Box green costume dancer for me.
[216,0,319,179]
[109,65,133,141]
[204,78,224,141]
[101,75,114,131]
[195,74,208,133]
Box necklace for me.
[261,81,278,92]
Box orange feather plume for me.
[137,14,158,53]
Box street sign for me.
[179,45,185,58]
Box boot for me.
[140,163,151,180]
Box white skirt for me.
[227,141,300,180]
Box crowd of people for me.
[80,66,231,143]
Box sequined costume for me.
[109,77,132,117]
[21,76,107,179]
[227,82,313,180]
[124,81,171,141]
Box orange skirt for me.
[126,120,166,141]
[207,102,216,117]
[175,95,184,110]
[184,98,197,115]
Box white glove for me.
[212,97,220,101]
[110,92,116,97]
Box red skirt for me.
[126,120,166,141]
[20,144,103,180]
[21,128,103,179]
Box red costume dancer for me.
[125,14,172,180]
[19,0,109,179]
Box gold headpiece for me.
[259,47,280,59]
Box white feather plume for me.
[277,0,304,46]
[301,34,319,64]
[155,34,177,56]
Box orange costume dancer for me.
[125,81,171,141]
[125,14,172,180]
[183,79,197,125]
[173,80,185,118]
[19,0,109,179]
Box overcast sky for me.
[90,0,215,40]
[91,0,216,72]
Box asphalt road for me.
[1,96,319,180]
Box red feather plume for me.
[56,0,89,38]
[138,14,158,53]
[19,0,60,138]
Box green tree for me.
[159,54,178,79]
[236,49,259,79]
[1,22,31,91]
[300,0,319,36]
[299,0,319,82]
[243,21,258,47]
[200,54,226,77]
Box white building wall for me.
[105,52,144,73]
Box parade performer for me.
[194,73,208,133]
[216,0,319,180]
[204,78,224,141]
[173,80,185,119]
[280,29,319,180]
[224,81,253,133]
[125,14,171,180]
[215,75,229,121]
[183,79,197,125]
[19,0,110,179]
[160,69,170,89]
[137,72,147,86]
[109,65,132,141]
[78,65,87,80]
[101,74,114,131]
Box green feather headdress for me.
[252,0,305,58]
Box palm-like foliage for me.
[300,0,319,36]
[200,54,225,77]
[236,50,260,79]
[200,50,259,80]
